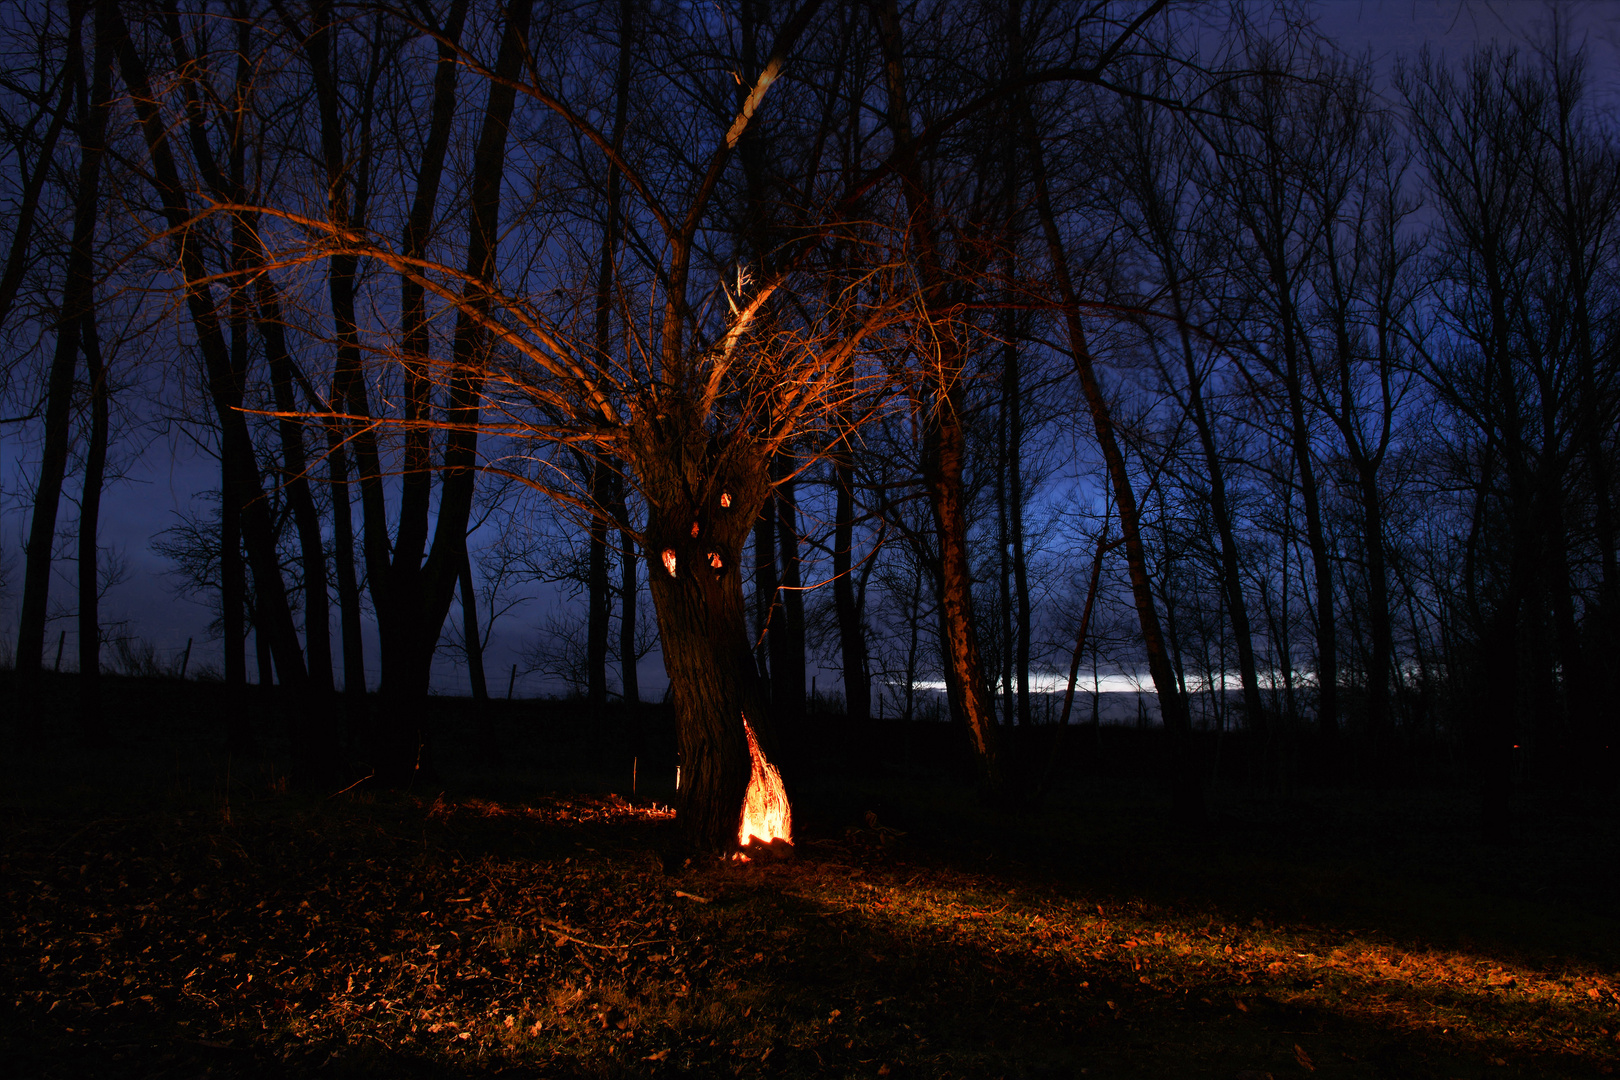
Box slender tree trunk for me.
[256,621,274,687]
[1588,451,1619,790]
[903,554,922,723]
[1165,274,1265,736]
[221,452,245,689]
[1357,461,1393,773]
[1225,102,1338,741]
[328,436,365,695]
[619,513,640,705]
[753,495,779,683]
[113,10,307,688]
[832,430,869,722]
[587,462,612,717]
[307,27,391,699]
[586,0,634,722]
[76,5,113,734]
[303,0,458,723]
[16,12,88,692]
[255,275,333,692]
[1477,581,1525,841]
[165,7,334,697]
[925,406,1001,779]
[1057,526,1110,728]
[1006,333,1032,728]
[996,379,1015,725]
[77,310,108,730]
[874,0,1000,787]
[1289,385,1338,744]
[225,138,254,729]
[310,0,524,776]
[405,0,528,698]
[1013,50,1200,818]
[460,553,488,700]
[991,253,1032,731]
[773,466,806,731]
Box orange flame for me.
[737,717,791,851]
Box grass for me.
[2,674,1618,1078]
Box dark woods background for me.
[1,0,1616,839]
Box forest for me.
[3,1,1619,1076]
[5,0,1615,839]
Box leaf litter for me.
[2,788,1617,1078]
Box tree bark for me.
[221,446,245,689]
[586,0,634,721]
[772,464,806,732]
[873,0,1001,788]
[256,620,274,687]
[77,313,107,729]
[397,0,530,712]
[996,367,1015,724]
[587,462,612,716]
[753,494,779,683]
[460,553,488,700]
[832,421,869,722]
[1212,74,1340,741]
[15,10,88,692]
[1012,26,1200,818]
[1122,88,1264,730]
[633,421,775,851]
[328,437,365,696]
[1005,331,1032,728]
[113,7,307,689]
[1170,296,1265,737]
[301,0,390,702]
[303,0,523,776]
[78,4,117,733]
[618,512,640,705]
[925,406,1001,778]
[254,275,333,693]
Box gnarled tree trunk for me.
[633,419,775,852]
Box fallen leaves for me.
[2,785,1616,1080]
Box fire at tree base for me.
[736,718,792,861]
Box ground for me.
[2,675,1618,1078]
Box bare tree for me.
[15,3,95,701]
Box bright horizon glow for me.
[898,668,1318,696]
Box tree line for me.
[2,0,1615,848]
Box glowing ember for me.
[662,549,678,577]
[737,716,791,852]
[709,551,723,569]
[720,492,731,508]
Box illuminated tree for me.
[248,0,896,849]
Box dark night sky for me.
[5,0,1617,697]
